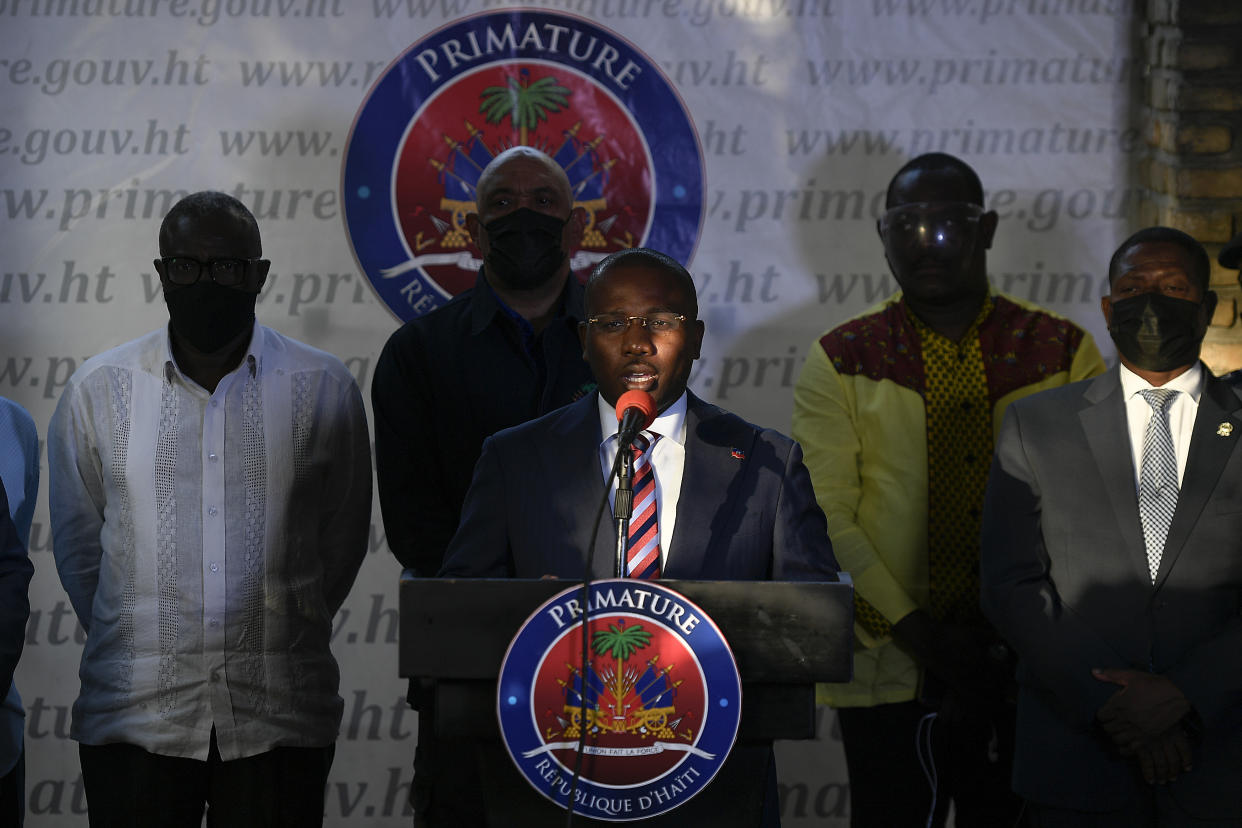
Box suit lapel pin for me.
[1218,422,1234,437]
[731,448,745,460]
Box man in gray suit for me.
[981,226,1242,826]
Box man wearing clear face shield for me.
[793,153,1106,827]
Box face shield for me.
[880,201,985,261]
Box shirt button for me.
[210,562,219,573]
[208,453,218,463]
[211,400,219,408]
[209,619,219,628]
[208,506,218,516]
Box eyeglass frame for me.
[585,312,689,335]
[155,256,268,288]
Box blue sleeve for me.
[0,481,33,699]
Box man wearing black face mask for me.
[374,144,592,581]
[371,146,594,826]
[793,154,1105,827]
[48,191,371,827]
[982,227,1242,825]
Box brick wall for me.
[1139,0,1242,372]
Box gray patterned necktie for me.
[1138,388,1179,582]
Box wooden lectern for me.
[399,576,853,827]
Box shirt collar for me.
[595,391,688,447]
[904,293,996,344]
[1119,360,1204,404]
[468,267,587,336]
[162,323,264,384]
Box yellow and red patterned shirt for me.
[793,292,1105,708]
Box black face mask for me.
[165,281,257,354]
[1108,293,1207,373]
[482,208,568,289]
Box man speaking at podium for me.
[440,246,837,583]
[440,247,839,826]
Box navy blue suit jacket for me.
[437,392,838,827]
[440,391,838,581]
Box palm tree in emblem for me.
[479,70,571,145]
[592,621,651,731]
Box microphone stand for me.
[612,442,635,578]
[567,429,639,827]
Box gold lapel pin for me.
[1218,422,1234,437]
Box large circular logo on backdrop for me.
[497,580,741,821]
[341,11,704,322]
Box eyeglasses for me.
[586,313,688,335]
[158,257,261,287]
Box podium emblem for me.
[341,10,704,323]
[498,580,741,821]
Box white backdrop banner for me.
[2,1,1133,824]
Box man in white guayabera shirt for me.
[49,191,371,827]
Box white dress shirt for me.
[49,325,371,761]
[596,392,689,570]
[1119,361,1203,490]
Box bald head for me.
[473,147,574,222]
[466,146,586,294]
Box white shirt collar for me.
[1118,360,1204,404]
[162,323,264,385]
[595,391,688,447]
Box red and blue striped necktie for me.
[626,433,661,580]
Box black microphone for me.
[615,389,657,446]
